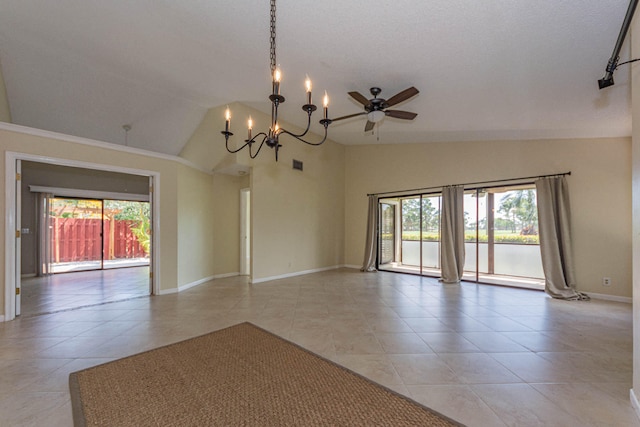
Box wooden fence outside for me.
[51,218,147,263]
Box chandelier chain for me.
[270,0,277,74]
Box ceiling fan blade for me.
[364,120,375,132]
[385,87,419,107]
[385,110,418,120]
[348,91,370,106]
[331,112,367,122]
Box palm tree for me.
[498,190,537,234]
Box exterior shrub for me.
[400,233,539,244]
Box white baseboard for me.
[584,292,632,303]
[157,272,240,295]
[631,389,640,421]
[213,272,240,280]
[251,265,343,284]
[178,275,216,292]
[343,264,362,270]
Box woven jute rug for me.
[69,322,463,426]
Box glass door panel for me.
[463,190,488,281]
[400,197,420,270]
[490,187,544,284]
[103,200,151,269]
[421,195,441,276]
[379,202,396,267]
[49,198,103,273]
[461,185,544,287]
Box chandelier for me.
[221,0,332,161]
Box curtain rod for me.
[367,171,571,197]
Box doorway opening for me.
[5,155,158,320]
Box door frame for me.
[4,151,160,321]
[377,200,399,267]
[14,160,21,316]
[239,188,251,276]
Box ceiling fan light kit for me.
[368,110,386,123]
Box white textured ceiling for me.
[0,0,633,156]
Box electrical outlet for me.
[602,277,611,286]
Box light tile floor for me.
[20,267,150,316]
[1,268,638,426]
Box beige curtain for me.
[361,195,378,272]
[440,185,465,283]
[535,176,589,300]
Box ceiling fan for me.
[332,86,419,132]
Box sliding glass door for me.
[379,194,442,276]
[47,198,150,273]
[378,185,544,288]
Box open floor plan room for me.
[0,269,636,426]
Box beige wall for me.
[0,59,11,123]
[345,137,632,298]
[0,126,223,317]
[251,145,345,280]
[181,102,346,282]
[245,112,345,282]
[180,104,232,171]
[176,164,216,286]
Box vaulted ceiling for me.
[0,0,633,156]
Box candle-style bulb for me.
[305,75,312,105]
[273,68,282,95]
[323,92,329,120]
[224,106,230,132]
[247,116,252,140]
